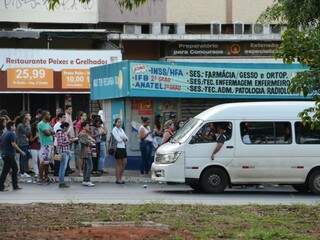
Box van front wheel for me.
[308,170,320,195]
[200,168,228,193]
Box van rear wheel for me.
[292,184,309,193]
[200,168,228,193]
[308,170,320,195]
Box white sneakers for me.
[21,173,31,178]
[82,181,95,187]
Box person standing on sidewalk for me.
[53,113,66,177]
[0,117,7,174]
[53,113,66,133]
[16,112,32,178]
[91,119,102,175]
[98,120,107,175]
[112,118,128,184]
[79,121,95,187]
[37,111,54,184]
[162,120,175,144]
[139,117,153,175]
[51,108,63,127]
[65,105,75,175]
[0,121,25,191]
[29,122,40,179]
[32,109,42,125]
[56,122,72,188]
[74,111,87,176]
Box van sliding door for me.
[231,121,298,184]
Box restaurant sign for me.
[0,49,121,92]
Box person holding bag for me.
[138,117,153,175]
[55,122,72,188]
[79,121,96,187]
[112,118,128,184]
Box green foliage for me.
[48,0,147,10]
[260,0,320,129]
[117,0,148,10]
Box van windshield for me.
[171,118,202,143]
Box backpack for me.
[107,133,117,156]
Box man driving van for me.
[211,124,227,160]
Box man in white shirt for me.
[54,113,66,133]
[138,117,153,175]
[65,105,75,139]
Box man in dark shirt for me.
[0,121,26,191]
[16,112,31,177]
[211,125,227,160]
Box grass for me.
[0,204,319,239]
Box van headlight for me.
[155,152,183,164]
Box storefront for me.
[0,48,122,118]
[90,60,307,170]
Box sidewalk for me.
[65,169,153,183]
[19,169,154,184]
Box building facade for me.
[0,0,291,169]
[0,0,279,117]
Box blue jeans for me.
[19,145,30,174]
[59,151,70,183]
[140,141,153,174]
[98,141,106,171]
[83,156,93,182]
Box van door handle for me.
[226,146,234,149]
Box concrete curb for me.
[65,176,154,183]
[18,176,154,184]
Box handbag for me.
[108,133,117,156]
[53,153,62,161]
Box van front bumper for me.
[151,163,185,183]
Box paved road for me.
[0,183,319,205]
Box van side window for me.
[275,122,292,144]
[191,122,232,144]
[295,122,320,144]
[240,122,292,144]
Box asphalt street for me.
[0,183,319,205]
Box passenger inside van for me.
[203,123,216,142]
[211,124,227,160]
[242,129,252,144]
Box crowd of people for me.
[0,106,109,190]
[0,106,183,191]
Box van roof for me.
[195,101,315,121]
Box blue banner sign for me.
[91,60,307,100]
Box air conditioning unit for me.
[244,24,253,34]
[123,24,142,34]
[161,24,176,34]
[270,24,281,34]
[211,23,221,34]
[253,24,264,34]
[234,23,243,34]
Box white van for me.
[151,102,320,194]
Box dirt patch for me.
[4,226,194,240]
